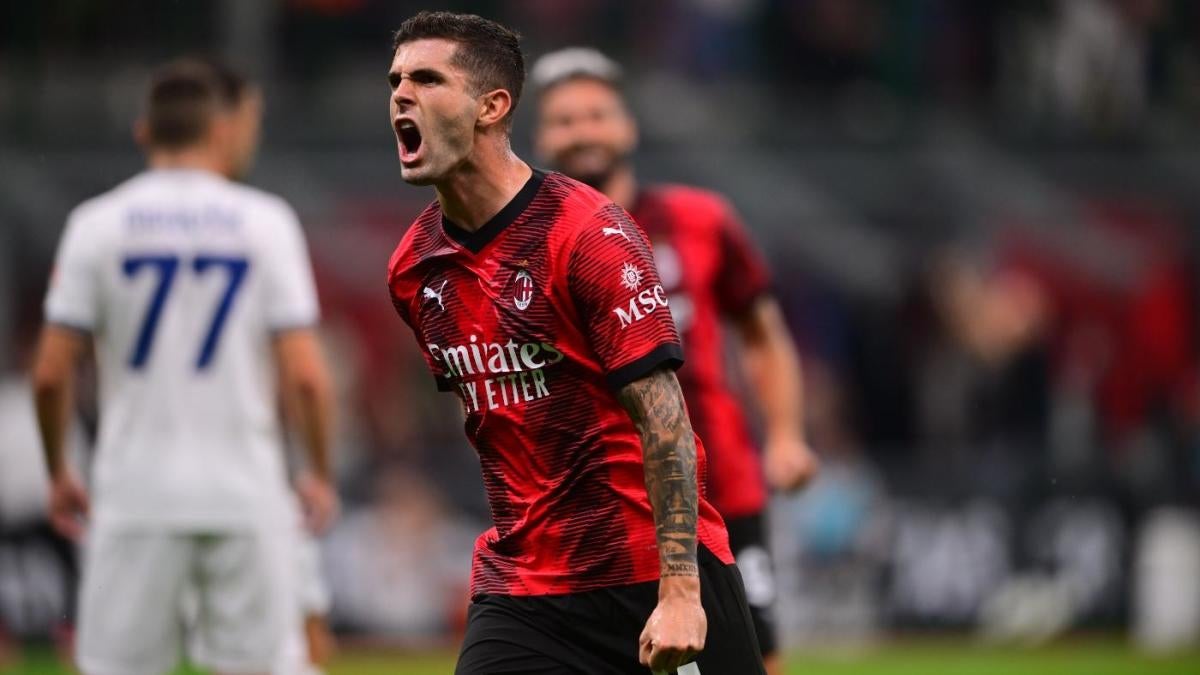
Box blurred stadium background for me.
[3,0,1200,673]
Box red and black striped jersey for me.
[631,185,773,519]
[387,170,733,597]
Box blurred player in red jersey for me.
[530,47,819,675]
[384,12,765,674]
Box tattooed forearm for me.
[618,367,699,578]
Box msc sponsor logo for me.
[619,261,643,291]
[612,285,669,329]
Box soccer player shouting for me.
[529,49,819,675]
[384,11,765,675]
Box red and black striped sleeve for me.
[567,203,683,389]
[713,199,772,316]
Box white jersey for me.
[44,168,319,530]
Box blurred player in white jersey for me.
[197,58,337,675]
[31,59,337,675]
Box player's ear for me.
[206,113,233,151]
[477,88,513,130]
[133,117,150,149]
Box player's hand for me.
[639,577,706,672]
[48,469,89,540]
[764,435,819,492]
[296,472,339,534]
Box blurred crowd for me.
[3,0,1200,656]
[8,0,1200,146]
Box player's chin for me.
[399,162,437,186]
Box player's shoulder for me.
[65,191,118,230]
[60,176,142,242]
[220,180,299,225]
[537,171,624,233]
[641,183,733,220]
[386,200,443,283]
[70,172,158,223]
[542,169,609,211]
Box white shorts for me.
[272,531,330,675]
[295,531,331,617]
[77,526,294,675]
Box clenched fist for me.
[639,577,706,672]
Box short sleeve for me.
[713,201,772,316]
[567,203,683,389]
[263,203,320,331]
[44,211,100,332]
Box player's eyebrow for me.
[388,67,447,89]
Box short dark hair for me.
[143,59,223,148]
[195,57,253,108]
[392,11,525,122]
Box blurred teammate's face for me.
[389,39,481,185]
[223,88,262,180]
[535,78,636,188]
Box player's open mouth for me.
[396,118,423,163]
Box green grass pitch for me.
[2,640,1198,675]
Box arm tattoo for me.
[617,367,699,578]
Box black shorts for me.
[724,512,778,657]
[455,545,765,675]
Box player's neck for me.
[435,145,532,232]
[601,166,638,210]
[146,146,226,177]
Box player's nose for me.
[392,77,416,108]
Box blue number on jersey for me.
[122,255,180,369]
[123,254,250,370]
[192,256,249,369]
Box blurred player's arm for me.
[735,297,818,491]
[31,325,90,539]
[274,328,338,532]
[618,367,706,671]
[714,197,818,492]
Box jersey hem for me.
[468,543,732,599]
[469,566,662,600]
[45,318,94,334]
[268,318,319,334]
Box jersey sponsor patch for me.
[612,284,670,329]
[427,337,562,413]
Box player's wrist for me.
[46,458,70,482]
[299,465,333,484]
[766,427,805,449]
[658,568,700,600]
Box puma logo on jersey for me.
[601,224,629,240]
[423,280,448,311]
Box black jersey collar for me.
[442,169,545,254]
